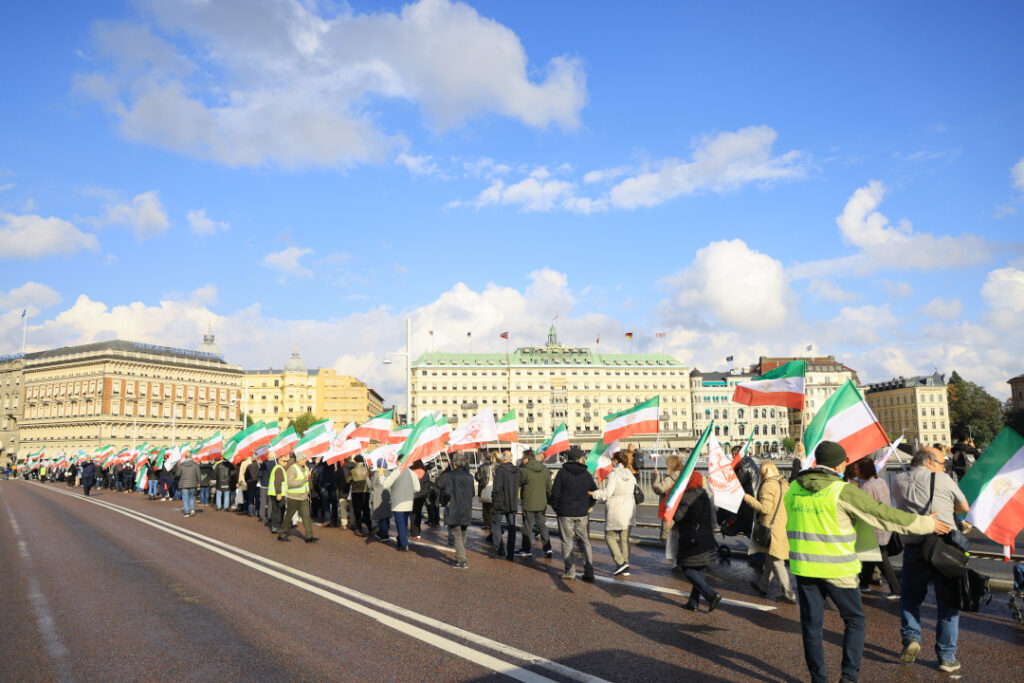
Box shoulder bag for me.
[751,480,781,548]
[919,473,970,580]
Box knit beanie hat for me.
[815,441,847,468]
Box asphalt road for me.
[1,480,1021,682]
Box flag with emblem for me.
[351,409,393,442]
[803,380,888,467]
[732,360,806,410]
[586,439,618,482]
[960,427,1024,561]
[449,407,498,451]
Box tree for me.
[289,412,319,437]
[947,371,1004,448]
[782,437,797,454]
[1004,405,1024,437]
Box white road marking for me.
[593,576,779,612]
[0,486,71,681]
[28,482,609,683]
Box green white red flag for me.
[269,425,298,459]
[803,380,888,467]
[586,439,618,482]
[496,409,519,442]
[603,396,659,444]
[234,421,265,463]
[541,423,570,462]
[294,422,332,460]
[135,467,148,491]
[732,360,806,410]
[195,432,223,462]
[658,420,713,522]
[960,427,1024,561]
[397,414,439,472]
[387,423,414,445]
[352,409,393,442]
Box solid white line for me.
[593,576,778,612]
[29,483,609,683]
[0,485,71,681]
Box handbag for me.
[633,483,645,506]
[884,532,904,557]
[919,473,969,580]
[956,567,991,612]
[751,480,781,548]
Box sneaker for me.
[560,572,576,581]
[681,603,697,612]
[189,511,195,517]
[621,570,630,577]
[515,550,532,558]
[545,549,553,558]
[938,660,960,673]
[277,536,291,542]
[899,640,921,664]
[708,593,722,613]
[183,513,189,518]
[613,563,629,576]
[305,537,319,544]
[886,594,901,601]
[456,561,468,570]
[780,596,797,605]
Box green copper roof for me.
[412,347,684,368]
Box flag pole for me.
[21,311,27,355]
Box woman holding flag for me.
[673,471,723,612]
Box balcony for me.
[461,401,479,410]
[526,401,534,409]
[583,401,591,408]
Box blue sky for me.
[1,0,1022,408]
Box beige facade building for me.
[689,369,790,455]
[865,373,951,447]
[1009,373,1024,412]
[756,356,861,441]
[7,336,243,458]
[243,350,385,428]
[0,354,25,463]
[410,326,693,450]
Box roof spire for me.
[547,322,559,347]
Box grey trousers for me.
[605,528,630,565]
[521,509,550,552]
[259,488,270,522]
[557,516,593,578]
[758,555,796,600]
[451,525,468,564]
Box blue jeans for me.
[181,488,196,515]
[148,479,158,496]
[199,486,211,505]
[683,567,717,606]
[795,576,865,683]
[394,511,410,548]
[216,490,232,510]
[376,516,390,539]
[900,544,959,661]
[491,512,516,558]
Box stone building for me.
[865,372,951,448]
[756,356,861,440]
[1008,373,1024,412]
[689,369,790,455]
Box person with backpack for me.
[345,455,371,535]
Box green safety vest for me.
[285,464,310,497]
[784,480,860,579]
[268,464,285,496]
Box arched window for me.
[754,425,760,435]
[713,409,719,419]
[715,426,721,436]
[737,408,744,419]
[770,408,775,418]
[771,424,777,435]
[738,424,745,436]
[722,409,728,419]
[762,408,768,419]
[723,425,729,435]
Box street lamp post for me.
[382,317,412,424]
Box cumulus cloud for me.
[921,297,963,320]
[0,282,62,311]
[0,212,100,258]
[77,0,587,169]
[1013,158,1024,192]
[662,239,794,333]
[981,267,1024,313]
[881,280,913,299]
[458,126,807,213]
[187,208,229,235]
[261,246,314,280]
[395,152,441,177]
[98,190,170,239]
[808,278,861,303]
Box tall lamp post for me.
[382,317,412,424]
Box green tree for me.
[947,371,1003,447]
[782,437,797,454]
[1004,405,1024,437]
[289,412,319,437]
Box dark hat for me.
[816,441,847,468]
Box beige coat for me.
[744,474,790,560]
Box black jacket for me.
[244,461,260,488]
[199,463,214,487]
[674,487,717,568]
[214,461,233,490]
[491,462,521,514]
[442,467,475,527]
[315,462,337,490]
[550,461,597,518]
[80,462,96,482]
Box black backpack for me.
[957,568,992,612]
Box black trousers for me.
[351,491,371,532]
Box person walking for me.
[175,452,201,518]
[591,451,636,576]
[653,454,684,544]
[674,471,722,612]
[267,453,289,534]
[744,460,796,603]
[489,450,520,560]
[785,441,951,683]
[441,452,475,569]
[243,456,260,517]
[850,458,900,599]
[518,449,553,559]
[384,459,420,551]
[257,455,272,522]
[278,452,317,543]
[409,461,430,539]
[550,447,597,582]
[198,458,214,507]
[891,447,970,673]
[316,459,339,527]
[346,455,371,535]
[476,453,495,543]
[369,459,392,540]
[80,460,97,497]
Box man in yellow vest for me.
[784,441,950,683]
[277,451,318,543]
[267,452,290,534]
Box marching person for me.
[80,459,97,497]
[744,460,796,603]
[785,441,951,683]
[652,453,684,544]
[518,449,553,558]
[591,451,636,576]
[267,452,289,534]
[441,452,475,569]
[214,458,233,511]
[476,453,495,543]
[384,457,420,552]
[550,446,597,582]
[369,459,392,541]
[674,471,722,612]
[346,455,371,536]
[490,449,520,561]
[174,450,201,518]
[278,451,317,543]
[892,447,970,673]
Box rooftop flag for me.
[732,360,806,410]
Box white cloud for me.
[0,212,100,258]
[793,181,996,277]
[822,305,898,346]
[583,166,630,184]
[981,267,1024,312]
[921,297,962,320]
[881,280,913,299]
[261,246,314,280]
[98,190,170,239]
[0,282,62,311]
[395,152,441,177]
[1012,158,1024,192]
[476,176,576,212]
[606,126,807,209]
[462,157,511,178]
[78,0,587,169]
[662,239,793,332]
[187,208,229,235]
[0,183,14,192]
[808,278,861,303]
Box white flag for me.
[449,407,498,450]
[706,434,744,513]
